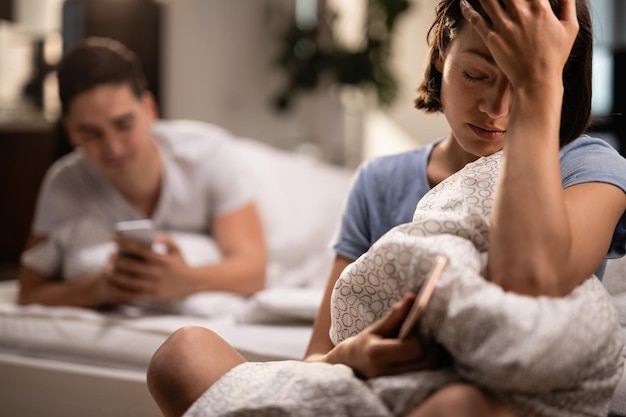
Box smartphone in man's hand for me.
[115,219,155,260]
[397,255,448,340]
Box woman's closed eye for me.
[462,71,488,83]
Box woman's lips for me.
[469,124,506,141]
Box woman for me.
[147,1,626,416]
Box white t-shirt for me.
[23,119,254,280]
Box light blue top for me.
[333,141,437,260]
[333,135,626,276]
[559,136,626,259]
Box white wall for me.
[160,0,346,164]
[158,0,450,165]
[382,0,449,149]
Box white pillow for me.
[234,138,354,288]
[237,287,325,324]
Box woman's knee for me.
[147,326,219,412]
[148,327,203,390]
[147,325,246,416]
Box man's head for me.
[57,38,158,183]
[58,37,148,116]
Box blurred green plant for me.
[273,0,411,112]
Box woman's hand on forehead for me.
[460,0,579,91]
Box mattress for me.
[0,279,317,417]
[0,280,316,366]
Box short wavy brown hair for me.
[57,37,147,116]
[414,0,593,146]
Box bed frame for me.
[0,352,159,417]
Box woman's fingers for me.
[460,0,482,22]
[460,0,492,41]
[388,343,451,375]
[560,0,579,36]
[362,337,451,377]
[477,0,509,24]
[560,0,576,21]
[369,293,416,338]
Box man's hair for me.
[414,0,593,146]
[57,37,147,115]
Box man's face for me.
[64,83,157,182]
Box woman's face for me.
[438,22,511,157]
[64,83,157,183]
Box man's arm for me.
[18,235,115,307]
[110,202,267,299]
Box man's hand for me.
[107,234,197,301]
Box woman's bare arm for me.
[463,0,626,296]
[304,254,353,360]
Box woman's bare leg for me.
[408,383,518,417]
[147,326,246,417]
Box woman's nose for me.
[478,80,512,119]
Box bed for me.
[0,135,354,417]
[0,280,323,417]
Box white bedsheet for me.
[0,280,315,368]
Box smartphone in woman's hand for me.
[398,255,448,340]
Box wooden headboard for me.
[0,124,54,266]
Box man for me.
[19,37,267,308]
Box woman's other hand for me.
[324,293,448,378]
